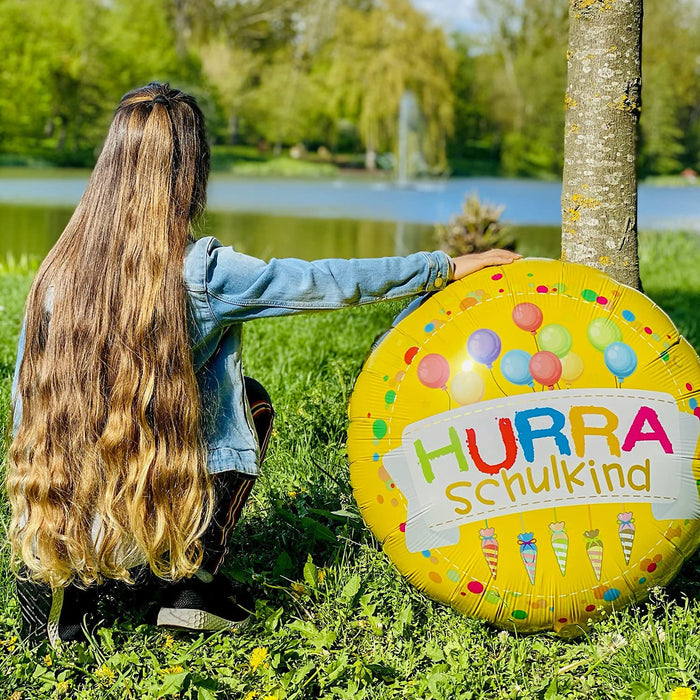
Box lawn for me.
[0,231,699,699]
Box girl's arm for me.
[200,237,519,325]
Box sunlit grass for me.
[0,231,698,698]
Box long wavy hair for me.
[7,82,214,587]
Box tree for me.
[640,0,700,175]
[325,0,455,171]
[475,0,569,176]
[561,0,643,290]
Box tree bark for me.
[561,0,643,291]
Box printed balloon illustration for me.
[500,349,534,387]
[348,258,700,637]
[604,341,638,383]
[529,351,562,389]
[539,324,573,358]
[513,303,543,334]
[450,371,486,405]
[467,329,502,369]
[560,351,584,385]
[417,353,450,389]
[587,317,623,352]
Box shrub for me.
[435,193,515,256]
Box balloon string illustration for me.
[489,369,509,397]
[442,387,453,411]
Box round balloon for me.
[450,371,486,405]
[467,329,502,368]
[604,341,638,383]
[417,353,450,389]
[560,351,584,385]
[539,324,573,358]
[529,350,563,388]
[348,258,700,638]
[512,303,544,334]
[500,349,534,387]
[587,317,623,352]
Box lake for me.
[1,171,698,262]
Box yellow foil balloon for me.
[348,259,700,637]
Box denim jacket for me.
[12,236,452,476]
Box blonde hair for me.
[7,83,214,587]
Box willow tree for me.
[561,0,643,290]
[326,0,456,171]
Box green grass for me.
[1,231,699,699]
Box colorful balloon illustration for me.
[529,351,562,388]
[587,317,622,352]
[450,371,485,405]
[512,303,543,334]
[539,324,573,358]
[417,353,450,389]
[467,329,502,369]
[604,341,638,383]
[560,351,584,385]
[500,349,534,387]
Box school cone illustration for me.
[479,527,499,579]
[518,532,538,585]
[584,530,604,580]
[549,521,569,576]
[617,512,636,564]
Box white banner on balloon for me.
[382,389,700,554]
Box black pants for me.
[200,377,274,574]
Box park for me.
[1,0,700,698]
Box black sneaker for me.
[156,572,254,631]
[16,576,98,647]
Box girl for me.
[7,82,520,646]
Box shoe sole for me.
[156,607,249,631]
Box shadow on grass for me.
[96,449,367,630]
[647,289,700,350]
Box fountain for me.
[396,90,426,187]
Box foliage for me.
[471,0,569,177]
[1,0,699,176]
[323,0,456,170]
[638,0,700,176]
[0,231,699,698]
[435,194,515,256]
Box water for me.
[1,170,698,262]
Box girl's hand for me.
[450,249,522,280]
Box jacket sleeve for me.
[204,237,453,325]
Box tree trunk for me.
[561,0,643,291]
